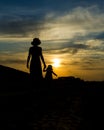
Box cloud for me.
[34,6,104,41]
[0,59,26,64]
[0,41,29,53]
[0,16,45,37]
[0,51,27,65]
[95,32,104,40]
[0,5,104,41]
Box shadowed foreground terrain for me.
[0,65,104,130]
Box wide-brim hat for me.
[31,38,41,45]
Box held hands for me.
[44,64,46,69]
[43,64,46,71]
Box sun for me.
[52,58,60,67]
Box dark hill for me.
[0,65,104,129]
[0,65,29,82]
[0,65,30,91]
[0,65,83,130]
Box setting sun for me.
[52,58,60,67]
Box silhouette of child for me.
[43,65,57,80]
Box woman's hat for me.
[31,38,41,45]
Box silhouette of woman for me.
[26,38,46,81]
[43,65,57,80]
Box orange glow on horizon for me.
[52,58,60,67]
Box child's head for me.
[47,65,52,70]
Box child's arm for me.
[52,71,57,77]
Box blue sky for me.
[0,0,104,81]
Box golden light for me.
[52,58,60,67]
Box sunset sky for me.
[0,0,104,81]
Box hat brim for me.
[31,38,41,45]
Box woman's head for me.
[31,38,41,46]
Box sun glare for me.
[52,58,60,67]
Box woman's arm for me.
[41,54,46,69]
[26,48,31,68]
[40,48,46,69]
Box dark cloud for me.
[45,39,89,48]
[79,57,104,70]
[0,59,26,64]
[95,32,104,40]
[81,32,104,40]
[44,46,85,55]
[0,0,104,38]
[43,40,89,55]
[0,41,29,53]
[0,0,103,11]
[80,66,104,70]
[91,46,104,52]
[44,48,78,55]
[0,15,46,37]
